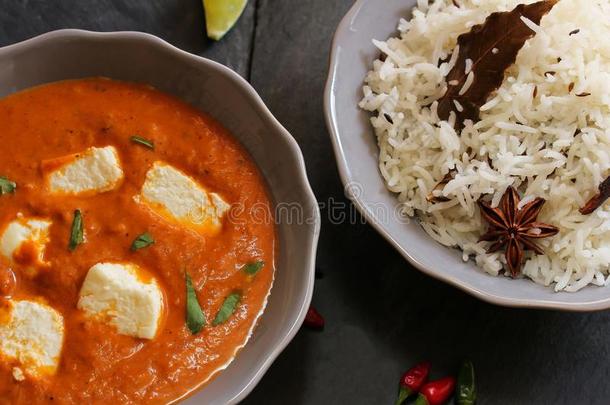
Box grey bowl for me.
[0,30,320,403]
[324,0,610,311]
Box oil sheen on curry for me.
[0,78,276,404]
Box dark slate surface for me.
[0,0,255,77]
[1,1,609,404]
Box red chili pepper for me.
[303,306,324,330]
[414,376,456,405]
[395,361,431,405]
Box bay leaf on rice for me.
[437,0,559,127]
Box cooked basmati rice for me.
[458,71,475,96]
[359,0,610,292]
[465,58,473,74]
[453,99,464,112]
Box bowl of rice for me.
[325,0,610,310]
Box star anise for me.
[478,187,559,277]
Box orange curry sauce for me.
[0,78,276,404]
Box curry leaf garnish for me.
[242,261,264,276]
[185,272,206,334]
[130,135,155,149]
[437,0,559,126]
[131,232,155,251]
[212,291,242,326]
[0,176,16,195]
[68,210,84,251]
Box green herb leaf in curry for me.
[212,291,241,326]
[68,209,84,251]
[131,232,155,251]
[242,261,264,276]
[0,176,16,195]
[185,272,206,334]
[130,135,155,150]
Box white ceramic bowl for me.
[324,0,610,311]
[0,29,320,403]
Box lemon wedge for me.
[203,0,248,41]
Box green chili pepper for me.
[456,360,476,405]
